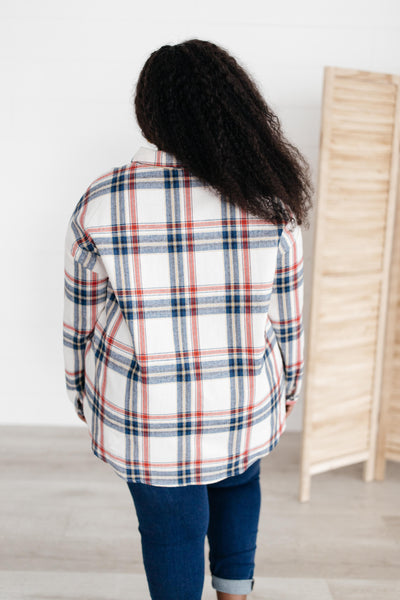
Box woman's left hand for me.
[75,396,87,423]
[77,412,87,423]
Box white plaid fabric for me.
[63,145,305,486]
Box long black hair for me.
[133,39,314,228]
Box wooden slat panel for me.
[300,66,400,501]
[375,157,400,477]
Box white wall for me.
[1,0,399,429]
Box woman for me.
[63,39,313,600]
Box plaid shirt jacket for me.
[63,145,305,486]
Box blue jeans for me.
[126,458,261,599]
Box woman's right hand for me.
[286,403,295,418]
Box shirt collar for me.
[131,145,184,168]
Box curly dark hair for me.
[133,39,314,228]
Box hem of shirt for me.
[84,413,288,488]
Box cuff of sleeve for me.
[67,388,86,420]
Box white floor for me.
[1,426,399,600]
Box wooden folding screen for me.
[375,163,400,480]
[300,66,400,502]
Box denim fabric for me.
[126,458,261,600]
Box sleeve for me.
[63,208,108,421]
[268,221,305,407]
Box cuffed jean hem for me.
[211,574,255,594]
